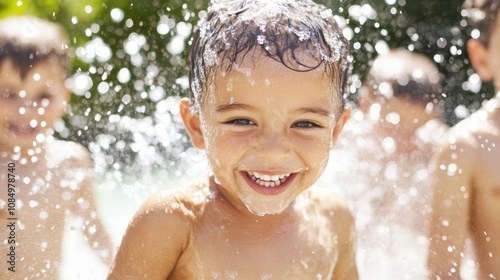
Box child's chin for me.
[243,198,292,216]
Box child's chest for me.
[172,216,339,279]
[472,132,500,198]
[0,166,73,233]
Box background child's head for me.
[464,0,500,89]
[0,16,70,79]
[359,49,443,121]
[188,0,350,114]
[0,16,70,151]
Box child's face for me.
[488,12,500,90]
[188,55,349,215]
[0,59,68,151]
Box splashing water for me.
[8,0,491,278]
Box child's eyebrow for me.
[216,103,255,112]
[216,103,333,117]
[295,107,333,117]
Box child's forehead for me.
[0,59,67,92]
[213,54,329,87]
[204,56,334,105]
[1,58,64,77]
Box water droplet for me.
[29,200,39,208]
[39,211,48,220]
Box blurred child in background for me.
[0,16,114,279]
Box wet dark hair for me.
[464,0,500,45]
[364,49,443,106]
[0,16,69,79]
[189,0,350,113]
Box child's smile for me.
[243,171,296,195]
[193,54,349,215]
[6,122,41,138]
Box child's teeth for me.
[248,172,291,187]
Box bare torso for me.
[465,102,500,278]
[0,141,93,279]
[428,99,500,278]
[109,177,357,279]
[171,187,342,279]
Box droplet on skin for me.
[29,200,39,208]
[39,211,48,220]
[62,192,72,201]
[40,241,48,251]
[441,219,449,227]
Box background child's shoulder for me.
[46,139,92,169]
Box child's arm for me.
[107,191,190,280]
[76,174,115,266]
[330,200,359,280]
[69,145,115,266]
[427,135,475,279]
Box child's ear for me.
[467,39,493,82]
[179,98,206,150]
[331,105,351,144]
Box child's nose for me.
[17,102,42,117]
[255,130,291,161]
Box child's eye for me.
[39,93,52,100]
[226,118,255,126]
[292,120,321,128]
[1,91,17,100]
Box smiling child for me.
[108,0,358,279]
[0,16,114,279]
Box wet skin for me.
[108,55,358,279]
[428,13,500,279]
[0,59,67,153]
[0,142,108,279]
[427,100,500,279]
[0,59,114,278]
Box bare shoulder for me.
[303,187,355,229]
[45,140,92,169]
[127,181,212,244]
[450,106,500,139]
[438,107,500,161]
[110,183,209,279]
[133,185,203,227]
